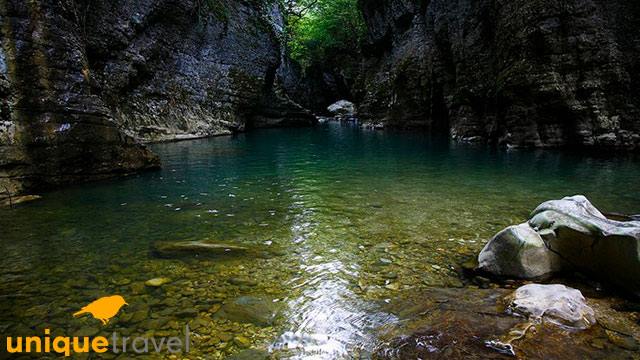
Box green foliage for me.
[285,0,365,68]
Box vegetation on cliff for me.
[282,0,365,68]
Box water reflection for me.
[274,258,398,358]
[271,150,398,359]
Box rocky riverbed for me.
[1,125,639,359]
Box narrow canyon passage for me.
[1,0,640,358]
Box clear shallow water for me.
[1,122,640,359]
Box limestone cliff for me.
[0,0,315,200]
[357,0,640,149]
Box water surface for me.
[1,122,639,358]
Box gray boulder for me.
[529,196,640,292]
[327,100,356,116]
[478,195,640,294]
[507,284,596,330]
[478,224,564,279]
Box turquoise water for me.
[1,122,639,359]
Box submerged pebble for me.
[145,277,171,287]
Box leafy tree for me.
[283,0,365,68]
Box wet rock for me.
[605,330,639,350]
[478,196,640,294]
[0,195,42,207]
[175,308,198,318]
[214,296,280,327]
[144,277,171,287]
[73,327,100,337]
[233,336,252,348]
[218,332,233,342]
[529,196,640,293]
[445,278,464,288]
[478,223,564,279]
[209,304,222,314]
[188,316,210,330]
[128,310,148,324]
[507,284,596,330]
[327,100,356,116]
[227,348,270,360]
[385,283,400,291]
[460,257,478,272]
[473,276,491,289]
[142,317,169,330]
[228,277,258,287]
[382,271,398,279]
[151,240,249,259]
[375,288,518,358]
[130,282,146,295]
[374,286,637,359]
[111,278,131,286]
[590,338,608,350]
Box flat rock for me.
[226,349,270,360]
[214,296,280,327]
[145,277,171,287]
[1,195,42,207]
[507,284,596,330]
[151,240,249,259]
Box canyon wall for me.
[0,0,314,199]
[357,0,640,148]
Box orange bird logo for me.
[73,295,128,325]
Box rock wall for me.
[82,0,314,141]
[0,0,160,199]
[357,0,640,149]
[0,0,315,199]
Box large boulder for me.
[507,284,596,330]
[529,196,640,293]
[327,100,356,116]
[478,195,640,294]
[478,223,564,278]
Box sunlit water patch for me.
[1,122,640,359]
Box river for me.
[1,122,639,359]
